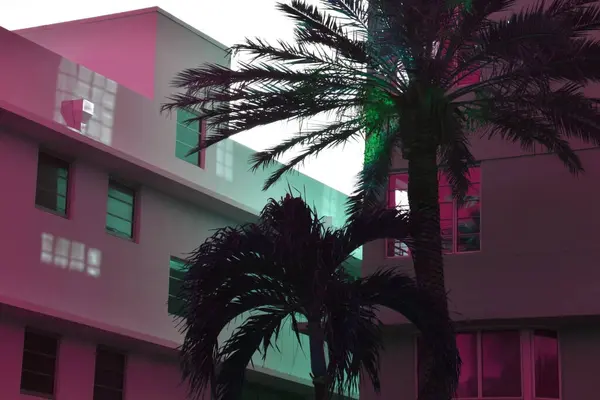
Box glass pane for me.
[386,239,409,257]
[440,203,453,221]
[24,331,57,356]
[168,295,186,316]
[35,189,61,213]
[169,258,186,271]
[481,331,522,397]
[175,142,199,165]
[176,124,200,146]
[20,370,54,395]
[534,330,560,399]
[177,109,200,130]
[107,197,134,222]
[93,386,123,400]
[22,352,56,376]
[467,167,481,183]
[438,185,453,203]
[56,176,68,197]
[106,215,133,238]
[169,276,183,296]
[94,368,124,389]
[441,218,453,236]
[457,217,480,235]
[456,333,478,398]
[108,185,134,205]
[458,234,480,252]
[96,349,125,372]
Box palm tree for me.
[163,0,600,397]
[176,194,458,400]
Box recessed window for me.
[417,330,560,400]
[35,152,70,216]
[168,257,186,316]
[93,346,126,400]
[176,109,205,167]
[106,179,136,239]
[20,329,58,396]
[387,167,481,256]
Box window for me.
[386,167,481,257]
[106,179,136,239]
[20,329,58,396]
[417,330,561,400]
[93,346,126,400]
[168,257,186,316]
[534,330,560,399]
[176,109,205,167]
[35,152,70,216]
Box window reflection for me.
[534,330,560,399]
[387,167,480,256]
[481,331,522,397]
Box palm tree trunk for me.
[307,321,328,400]
[407,149,453,400]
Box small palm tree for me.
[176,194,458,400]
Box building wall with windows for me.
[0,11,354,399]
[361,324,600,400]
[9,8,349,229]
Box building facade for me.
[361,5,600,400]
[0,8,351,400]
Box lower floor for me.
[361,318,600,400]
[0,304,312,400]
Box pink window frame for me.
[198,118,207,169]
[385,167,481,258]
[412,330,561,400]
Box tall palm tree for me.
[163,0,600,397]
[176,194,458,400]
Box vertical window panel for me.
[35,152,70,216]
[93,347,125,400]
[106,180,135,239]
[534,330,560,399]
[168,257,187,316]
[481,331,522,398]
[20,330,58,396]
[176,109,204,167]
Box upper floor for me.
[0,8,349,229]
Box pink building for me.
[0,7,353,400]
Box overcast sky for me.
[1,0,364,195]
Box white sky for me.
[0,0,364,195]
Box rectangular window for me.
[35,152,70,216]
[386,167,481,257]
[106,179,136,239]
[168,257,186,316]
[176,109,205,167]
[417,330,559,400]
[93,346,126,400]
[534,330,560,399]
[20,329,58,396]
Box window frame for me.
[20,328,59,398]
[35,151,71,218]
[413,329,561,400]
[175,109,206,169]
[93,345,127,400]
[386,166,481,257]
[168,257,187,317]
[105,178,137,241]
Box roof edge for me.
[14,6,229,52]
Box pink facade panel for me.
[15,10,158,99]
